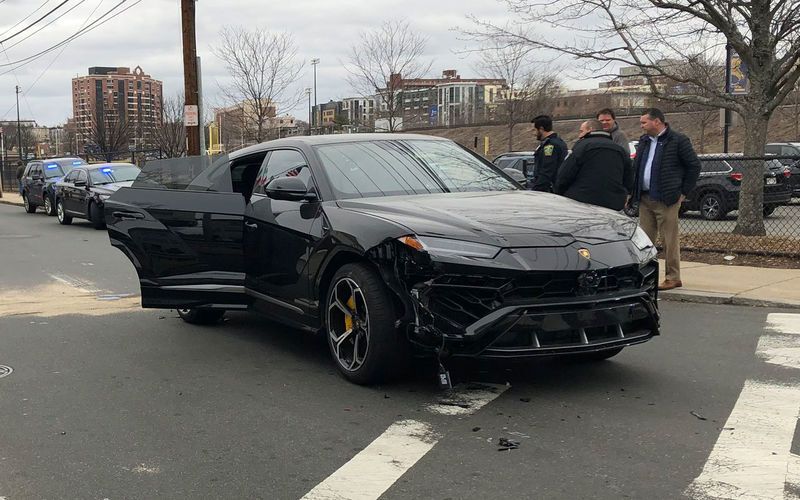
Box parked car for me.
[625,154,791,220]
[765,142,800,197]
[492,151,536,186]
[55,163,141,229]
[105,134,660,385]
[683,155,792,220]
[20,157,86,215]
[628,141,639,159]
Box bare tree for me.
[213,27,304,144]
[3,124,36,159]
[346,20,431,132]
[87,112,134,162]
[464,0,800,236]
[151,94,187,158]
[476,38,561,151]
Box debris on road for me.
[690,411,708,421]
[498,437,520,451]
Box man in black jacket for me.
[555,119,633,211]
[632,108,701,291]
[530,114,568,192]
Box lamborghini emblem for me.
[578,248,591,260]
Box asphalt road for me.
[1,203,799,499]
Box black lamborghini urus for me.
[105,134,659,385]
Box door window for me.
[75,170,88,184]
[229,153,268,201]
[63,170,77,183]
[254,150,313,194]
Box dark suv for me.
[492,152,536,184]
[765,142,800,197]
[20,157,86,215]
[681,155,792,220]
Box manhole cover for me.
[0,365,12,378]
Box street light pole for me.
[305,87,312,135]
[723,43,732,154]
[16,85,23,162]
[311,58,319,130]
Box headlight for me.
[96,193,111,201]
[631,227,653,251]
[398,235,500,259]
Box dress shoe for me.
[658,280,683,291]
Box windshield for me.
[90,164,141,185]
[43,158,85,179]
[314,139,517,199]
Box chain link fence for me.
[628,154,800,257]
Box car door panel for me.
[244,150,323,323]
[106,187,248,309]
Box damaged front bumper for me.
[397,254,659,359]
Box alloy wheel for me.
[23,194,29,212]
[57,201,64,222]
[327,277,370,372]
[701,196,720,219]
[44,197,52,215]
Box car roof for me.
[228,133,450,160]
[83,162,137,171]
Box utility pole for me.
[16,85,23,162]
[311,58,319,131]
[723,43,731,154]
[181,0,200,156]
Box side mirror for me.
[32,175,42,182]
[265,176,317,202]
[74,180,86,187]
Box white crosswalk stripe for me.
[687,313,800,499]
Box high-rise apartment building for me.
[71,66,163,153]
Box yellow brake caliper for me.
[344,295,356,331]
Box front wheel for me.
[56,199,72,225]
[176,308,225,325]
[325,263,405,385]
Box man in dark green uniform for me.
[530,115,568,192]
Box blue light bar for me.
[45,163,59,169]
[72,161,83,165]
[101,168,113,173]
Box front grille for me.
[425,263,656,334]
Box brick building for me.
[71,66,163,154]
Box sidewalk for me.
[0,192,23,207]
[0,191,797,309]
[658,260,800,309]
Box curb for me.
[0,199,22,207]
[659,289,800,310]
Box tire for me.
[176,308,225,325]
[23,193,37,213]
[678,205,688,217]
[89,202,106,229]
[763,205,776,217]
[44,195,56,216]
[623,204,639,218]
[699,192,727,220]
[325,263,405,385]
[567,347,624,362]
[56,199,72,225]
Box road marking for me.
[303,383,510,499]
[425,382,510,416]
[301,420,439,500]
[758,313,800,370]
[687,313,800,499]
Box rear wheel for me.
[176,308,225,325]
[23,193,37,213]
[44,195,56,216]
[56,199,72,225]
[699,192,727,220]
[325,263,405,385]
[89,202,106,229]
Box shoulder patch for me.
[543,144,554,156]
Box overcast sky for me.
[0,0,534,127]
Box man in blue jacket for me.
[632,108,701,291]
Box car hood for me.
[337,191,636,247]
[93,181,134,194]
